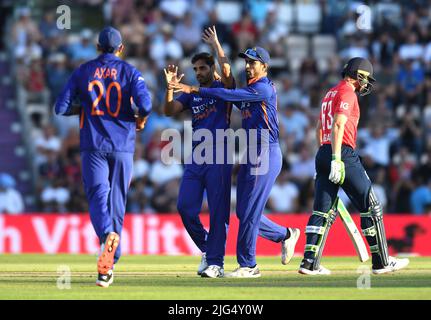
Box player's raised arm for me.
[163,65,185,116]
[54,68,81,116]
[170,81,272,103]
[202,26,234,89]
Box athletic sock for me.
[284,228,291,240]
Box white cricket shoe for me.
[96,269,114,288]
[226,265,261,278]
[201,265,224,278]
[372,256,410,275]
[281,228,300,265]
[298,264,331,275]
[197,252,208,275]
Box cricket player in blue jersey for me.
[171,46,300,278]
[55,27,152,287]
[163,27,234,278]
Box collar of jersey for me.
[247,76,267,85]
[97,53,120,61]
[341,79,356,92]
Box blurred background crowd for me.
[0,0,430,215]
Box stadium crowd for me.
[5,0,431,215]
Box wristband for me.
[332,154,341,161]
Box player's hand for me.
[163,65,184,88]
[329,155,345,185]
[202,25,219,47]
[135,115,148,131]
[213,70,221,81]
[168,82,197,94]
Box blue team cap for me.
[98,26,122,52]
[238,47,271,65]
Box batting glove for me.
[329,154,345,185]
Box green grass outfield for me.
[0,254,430,300]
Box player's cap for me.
[98,26,122,52]
[238,47,270,65]
[341,57,376,83]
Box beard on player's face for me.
[194,65,213,86]
[245,59,266,80]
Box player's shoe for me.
[281,228,300,265]
[96,269,114,288]
[201,265,224,278]
[226,265,261,278]
[298,259,331,275]
[372,256,410,275]
[197,252,208,276]
[97,232,120,275]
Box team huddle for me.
[55,26,409,287]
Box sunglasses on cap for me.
[244,48,264,63]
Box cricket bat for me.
[336,197,369,262]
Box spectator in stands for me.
[289,145,315,186]
[232,13,259,53]
[190,0,214,29]
[159,0,189,20]
[119,12,147,57]
[11,7,41,51]
[279,104,310,145]
[149,157,183,187]
[39,11,58,41]
[247,0,271,30]
[361,125,392,167]
[398,33,424,62]
[151,178,181,213]
[127,178,152,213]
[371,32,396,67]
[150,23,183,69]
[34,125,61,166]
[396,59,425,106]
[67,29,97,66]
[40,178,70,213]
[174,12,202,56]
[267,170,299,213]
[339,36,370,60]
[410,178,431,215]
[397,111,423,158]
[0,173,24,214]
[46,53,69,105]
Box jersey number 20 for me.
[88,80,122,117]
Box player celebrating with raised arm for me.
[163,26,234,278]
[298,57,409,275]
[55,27,151,287]
[170,46,300,278]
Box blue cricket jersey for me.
[55,53,152,153]
[177,80,232,148]
[199,77,279,144]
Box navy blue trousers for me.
[81,151,133,264]
[236,144,287,267]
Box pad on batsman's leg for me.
[300,203,338,273]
